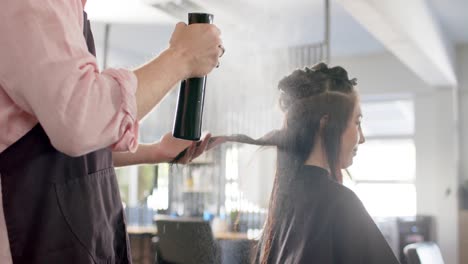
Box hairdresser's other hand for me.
[206,136,227,151]
[158,132,213,164]
[169,22,222,79]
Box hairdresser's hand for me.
[112,133,228,166]
[158,132,215,164]
[169,22,223,79]
[206,136,227,151]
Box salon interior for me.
[84,0,468,263]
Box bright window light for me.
[349,139,416,181]
[344,182,417,217]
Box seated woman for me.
[208,63,400,263]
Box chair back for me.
[155,218,220,264]
[403,242,444,264]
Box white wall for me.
[415,89,459,264]
[457,44,468,264]
[332,52,428,95]
[91,22,174,69]
[458,44,468,185]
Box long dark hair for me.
[172,62,358,263]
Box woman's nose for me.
[358,128,365,144]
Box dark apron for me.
[0,13,132,264]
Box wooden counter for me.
[127,225,157,235]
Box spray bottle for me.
[172,13,214,140]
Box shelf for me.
[127,225,157,235]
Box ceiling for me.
[426,0,468,44]
[85,0,468,58]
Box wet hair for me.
[173,62,358,263]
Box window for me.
[344,99,416,217]
[147,164,170,211]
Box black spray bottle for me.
[172,13,214,140]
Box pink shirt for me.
[0,0,139,261]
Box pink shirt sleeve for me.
[0,0,139,156]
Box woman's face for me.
[339,100,365,168]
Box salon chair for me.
[403,242,444,264]
[154,218,221,264]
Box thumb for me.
[170,22,187,43]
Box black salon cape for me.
[257,165,400,264]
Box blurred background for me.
[84,0,468,263]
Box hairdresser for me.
[0,1,224,263]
